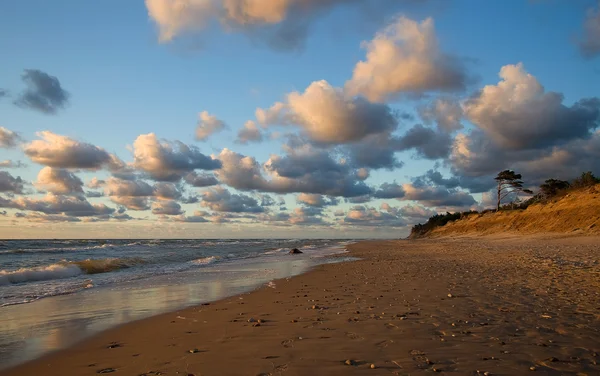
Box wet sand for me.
[2,236,599,375]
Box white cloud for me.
[236,121,264,144]
[35,167,84,195]
[346,16,467,102]
[196,111,227,141]
[463,63,600,150]
[257,80,397,143]
[132,133,221,181]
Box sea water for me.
[0,239,354,369]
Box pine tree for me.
[494,170,533,211]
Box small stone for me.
[529,366,536,371]
[188,348,201,353]
[291,319,298,323]
[312,305,319,309]
[432,367,441,372]
[484,372,491,376]
[370,364,376,369]
[447,293,453,298]
[257,319,264,323]
[248,318,256,323]
[253,323,261,327]
[344,359,354,366]
[97,369,116,374]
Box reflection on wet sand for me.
[0,257,312,369]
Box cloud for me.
[35,167,84,195]
[258,206,326,226]
[184,171,219,187]
[256,80,398,143]
[297,193,338,207]
[396,124,453,159]
[578,1,600,58]
[0,89,7,98]
[145,0,366,50]
[87,177,106,189]
[341,205,407,227]
[344,134,403,170]
[0,171,25,194]
[15,213,81,223]
[0,160,27,168]
[418,97,463,132]
[173,211,210,223]
[200,186,265,213]
[0,127,21,148]
[14,69,69,114]
[345,16,468,102]
[217,147,371,197]
[23,131,124,170]
[152,200,184,215]
[401,183,477,208]
[0,194,115,217]
[133,133,221,181]
[463,63,600,150]
[373,182,405,199]
[196,111,227,141]
[104,177,154,210]
[236,121,264,144]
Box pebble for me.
[370,364,376,369]
[344,359,354,366]
[529,366,536,371]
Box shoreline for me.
[2,236,599,375]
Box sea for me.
[0,239,355,369]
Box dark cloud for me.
[184,172,219,187]
[200,187,265,213]
[105,178,154,210]
[0,89,7,98]
[0,171,25,194]
[396,124,453,160]
[152,200,184,216]
[412,170,460,190]
[373,182,405,199]
[153,182,183,200]
[0,194,115,217]
[133,133,221,181]
[14,69,69,114]
[0,127,21,149]
[86,191,104,198]
[402,183,477,208]
[344,134,404,170]
[217,148,372,198]
[418,97,464,132]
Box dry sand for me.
[2,236,599,376]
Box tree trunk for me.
[496,182,501,211]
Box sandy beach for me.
[2,236,599,376]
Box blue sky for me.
[1,0,599,239]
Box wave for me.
[0,258,144,285]
[190,256,218,266]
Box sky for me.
[0,0,599,239]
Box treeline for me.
[409,171,600,238]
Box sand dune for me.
[426,185,600,238]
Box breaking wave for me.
[0,258,145,285]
